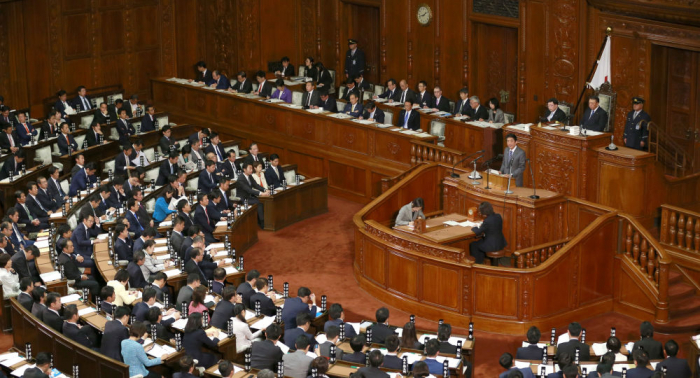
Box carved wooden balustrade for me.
[381,163,429,193]
[648,122,693,177]
[511,238,570,268]
[620,214,671,322]
[660,204,700,254]
[410,140,468,167]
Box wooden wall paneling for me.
[259,1,298,70]
[531,252,575,318]
[578,218,616,306]
[381,0,407,88]
[237,0,261,75]
[548,0,582,109]
[160,0,177,77]
[519,0,546,123]
[387,250,419,300]
[421,262,461,311]
[438,0,465,98]
[363,239,387,286]
[472,271,519,319]
[613,257,657,319]
[174,0,200,79]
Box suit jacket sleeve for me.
[395,205,413,226]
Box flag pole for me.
[571,27,613,120]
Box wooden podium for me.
[482,170,512,190]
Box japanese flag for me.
[588,36,611,90]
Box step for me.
[668,270,682,284]
[670,296,700,318]
[655,313,700,334]
[668,282,695,301]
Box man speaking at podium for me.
[500,133,526,187]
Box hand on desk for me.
[76,255,84,263]
[267,292,277,301]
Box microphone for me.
[526,158,539,199]
[451,150,485,178]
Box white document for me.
[557,333,570,345]
[159,221,173,228]
[267,99,284,103]
[521,341,547,349]
[154,238,167,245]
[34,239,50,248]
[78,307,97,316]
[514,361,531,369]
[0,353,18,362]
[277,342,290,354]
[163,269,182,278]
[419,334,437,344]
[11,364,36,377]
[215,251,229,257]
[147,343,177,358]
[315,334,327,345]
[60,294,82,303]
[171,318,188,330]
[224,266,238,275]
[215,220,227,227]
[50,212,63,219]
[153,246,169,253]
[591,342,608,356]
[347,322,361,335]
[40,271,62,283]
[0,355,26,368]
[400,352,423,365]
[206,243,225,251]
[250,316,276,330]
[204,295,216,303]
[96,233,109,240]
[305,108,325,114]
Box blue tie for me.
[132,212,143,230]
[509,149,513,163]
[404,112,409,127]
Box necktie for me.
[351,104,355,113]
[436,97,440,106]
[204,206,209,220]
[590,110,595,120]
[35,197,47,212]
[634,111,639,119]
[509,149,513,163]
[170,164,174,174]
[401,91,406,103]
[82,97,89,109]
[9,135,14,147]
[23,124,29,134]
[23,205,33,220]
[222,191,228,207]
[132,212,143,230]
[208,172,212,183]
[404,112,409,127]
[307,92,312,106]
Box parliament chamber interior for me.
[0,0,699,377]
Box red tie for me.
[204,206,209,219]
[23,124,29,133]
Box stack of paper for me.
[49,212,63,219]
[267,99,284,103]
[399,352,422,365]
[443,220,482,228]
[305,108,325,114]
[400,130,418,135]
[0,355,25,368]
[61,294,81,303]
[171,318,188,330]
[280,104,303,109]
[521,341,547,348]
[153,246,169,253]
[352,119,375,125]
[250,316,276,330]
[206,243,225,251]
[514,361,531,369]
[163,269,182,278]
[78,307,97,316]
[215,220,227,227]
[591,343,608,356]
[435,356,460,368]
[11,364,35,377]
[147,343,177,358]
[224,266,238,275]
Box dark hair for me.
[385,334,400,352]
[191,286,207,307]
[0,254,11,269]
[114,269,130,283]
[26,245,40,258]
[179,355,195,373]
[568,322,582,337]
[596,362,613,374]
[412,361,430,378]
[424,339,440,356]
[31,286,46,303]
[297,286,311,298]
[234,303,247,322]
[101,285,115,299]
[349,334,365,352]
[386,79,397,86]
[295,312,312,327]
[365,101,376,110]
[437,323,452,341]
[505,133,517,142]
[214,268,226,281]
[57,90,67,97]
[526,326,541,344]
[143,288,157,302]
[64,304,79,320]
[187,273,201,285]
[269,153,279,161]
[547,98,559,105]
[329,303,343,320]
[147,307,162,323]
[640,321,654,338]
[295,335,310,350]
[488,97,500,109]
[375,307,389,323]
[507,370,524,378]
[219,360,233,377]
[562,365,578,378]
[499,352,514,369]
[404,99,414,106]
[255,71,266,79]
[368,350,384,367]
[311,357,329,376]
[411,197,424,209]
[184,312,204,333]
[606,336,621,353]
[460,87,470,95]
[478,201,495,217]
[281,56,290,63]
[265,323,282,341]
[115,306,131,320]
[246,269,260,281]
[151,272,167,282]
[46,292,60,306]
[196,61,207,68]
[400,321,419,349]
[664,339,678,357]
[221,286,236,302]
[133,250,146,263]
[35,352,51,367]
[589,95,600,103]
[254,277,268,291]
[326,325,340,340]
[130,321,147,338]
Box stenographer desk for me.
[394,213,478,252]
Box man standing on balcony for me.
[623,97,651,151]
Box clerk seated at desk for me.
[499,133,526,187]
[395,198,425,226]
[397,99,421,131]
[469,202,507,264]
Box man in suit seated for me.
[198,160,219,194]
[319,325,345,360]
[283,335,315,378]
[414,339,443,375]
[15,113,37,146]
[372,307,396,344]
[72,86,92,112]
[91,102,111,126]
[276,56,295,77]
[301,82,320,109]
[251,323,285,372]
[469,96,489,121]
[397,99,420,131]
[374,79,399,102]
[63,304,97,349]
[15,191,48,233]
[126,198,147,238]
[627,350,654,378]
[31,287,47,321]
[555,322,591,362]
[382,335,402,370]
[131,288,156,321]
[342,334,368,364]
[140,105,158,132]
[210,268,226,295]
[237,162,270,228]
[283,312,318,350]
[269,79,292,103]
[85,122,103,147]
[263,154,284,189]
[430,86,451,112]
[115,144,136,178]
[70,212,103,272]
[54,90,74,119]
[469,201,507,265]
[27,180,54,217]
[68,162,97,196]
[517,326,545,360]
[629,321,664,361]
[191,61,213,85]
[355,74,371,92]
[17,278,34,311]
[281,286,317,330]
[324,303,357,339]
[193,193,218,243]
[317,90,338,113]
[114,223,133,261]
[205,132,225,162]
[237,269,260,309]
[42,292,64,333]
[581,95,608,132]
[38,112,58,141]
[101,306,130,361]
[115,108,135,145]
[500,133,526,187]
[499,352,535,378]
[416,81,432,109]
[57,239,100,297]
[100,286,116,315]
[108,99,124,121]
[249,277,278,316]
[127,251,148,289]
[0,150,24,180]
[210,286,238,329]
[230,71,252,93]
[46,166,67,208]
[185,247,217,286]
[157,151,180,186]
[341,79,360,102]
[357,350,390,378]
[359,101,385,124]
[148,307,177,342]
[57,122,79,155]
[436,323,459,354]
[254,70,274,98]
[396,79,416,104]
[0,122,19,154]
[176,274,201,312]
[343,92,363,117]
[159,125,179,154]
[655,339,691,378]
[542,98,568,123]
[210,70,230,90]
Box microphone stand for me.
[484,162,492,190]
[504,156,514,195]
[526,158,539,199]
[469,155,484,185]
[450,150,485,178]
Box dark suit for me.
[31,302,46,321]
[85,129,102,147]
[196,69,214,85]
[63,322,94,348]
[341,87,360,102]
[625,368,654,378]
[0,158,22,180]
[54,100,71,118]
[210,300,235,330]
[343,102,363,118]
[382,355,402,370]
[255,80,274,98]
[42,308,64,333]
[237,282,255,309]
[212,280,224,295]
[236,173,265,228]
[249,292,277,317]
[471,105,489,121]
[555,339,591,362]
[430,96,451,112]
[18,292,33,312]
[357,367,389,378]
[58,253,99,295]
[68,169,90,196]
[101,319,129,361]
[469,214,507,264]
[500,368,535,378]
[0,132,19,153]
[281,297,316,330]
[156,160,177,186]
[655,356,691,378]
[193,204,217,243]
[362,107,385,124]
[126,210,145,237]
[16,201,50,233]
[283,327,317,350]
[39,122,58,140]
[57,133,78,155]
[279,64,295,77]
[72,95,93,112]
[101,300,114,314]
[396,89,417,104]
[26,195,51,220]
[205,143,225,162]
[212,75,230,90]
[107,105,121,122]
[159,136,178,154]
[183,329,219,368]
[341,352,365,364]
[581,107,609,132]
[170,231,185,257]
[127,261,147,288]
[184,260,208,287]
[232,79,253,94]
[251,340,284,372]
[629,338,664,361]
[370,323,396,344]
[378,88,400,102]
[114,152,133,178]
[178,211,194,231]
[397,109,421,131]
[324,318,357,339]
[131,301,150,322]
[115,118,135,145]
[198,170,218,194]
[543,108,568,123]
[12,251,41,283]
[416,92,433,109]
[140,114,157,132]
[91,110,111,126]
[500,147,526,187]
[317,70,333,90]
[303,66,318,81]
[319,340,344,360]
[15,123,37,145]
[516,344,545,360]
[344,48,365,78]
[47,178,66,206]
[265,165,284,189]
[176,285,194,312]
[320,96,338,113]
[115,237,133,261]
[301,90,321,109]
[623,110,651,150]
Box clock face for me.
[468,209,474,215]
[417,5,432,25]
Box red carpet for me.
[244,196,697,377]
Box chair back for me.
[328,70,336,94]
[74,134,86,148]
[594,81,617,132]
[145,167,159,183]
[60,179,70,194]
[336,101,346,113]
[338,87,346,99]
[145,198,156,213]
[80,115,94,129]
[107,93,123,104]
[504,112,515,124]
[144,147,155,162]
[449,101,455,113]
[292,92,303,106]
[67,214,78,229]
[252,83,259,92]
[110,127,119,141]
[374,85,385,95]
[298,66,306,77]
[186,177,198,192]
[156,115,169,127]
[384,111,393,125]
[104,159,116,174]
[35,146,53,165]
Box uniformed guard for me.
[344,39,365,79]
[623,97,651,150]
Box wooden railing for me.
[410,140,468,167]
[660,204,700,253]
[511,238,570,268]
[648,122,693,177]
[619,214,671,322]
[381,162,429,193]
